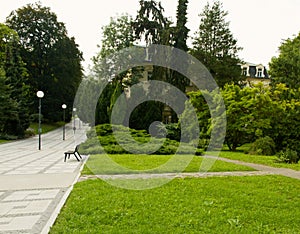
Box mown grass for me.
[50,175,300,233]
[206,150,300,171]
[0,139,9,144]
[29,122,64,134]
[82,154,255,175]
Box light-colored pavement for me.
[79,170,275,181]
[0,119,89,234]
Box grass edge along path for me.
[207,150,300,171]
[50,175,300,234]
[29,122,65,135]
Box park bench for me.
[64,145,82,162]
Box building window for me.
[257,68,263,78]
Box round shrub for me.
[249,136,276,156]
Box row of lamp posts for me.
[37,90,78,150]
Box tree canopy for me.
[269,32,300,88]
[0,23,31,137]
[6,3,83,122]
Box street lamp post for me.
[36,91,44,150]
[73,107,77,133]
[62,104,67,140]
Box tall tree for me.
[93,14,137,85]
[91,14,142,125]
[6,3,83,122]
[133,0,171,45]
[166,0,190,122]
[191,1,243,88]
[0,23,31,137]
[174,0,189,52]
[269,32,300,88]
[132,1,176,127]
[169,0,190,91]
[0,68,18,137]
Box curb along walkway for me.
[0,119,88,234]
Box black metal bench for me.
[64,145,82,162]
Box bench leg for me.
[74,153,80,161]
[64,153,68,162]
[75,152,82,159]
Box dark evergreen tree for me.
[0,68,19,137]
[169,0,190,91]
[0,23,31,137]
[174,0,189,52]
[166,0,190,122]
[133,0,171,45]
[191,1,243,88]
[132,0,175,128]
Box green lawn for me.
[29,122,64,134]
[50,175,300,233]
[82,154,255,175]
[0,139,9,144]
[206,150,300,171]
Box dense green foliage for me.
[6,3,83,122]
[51,176,300,233]
[189,83,300,161]
[248,136,276,156]
[80,124,202,155]
[0,23,31,137]
[191,1,243,87]
[269,32,300,88]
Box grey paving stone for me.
[0,215,41,231]
[3,189,60,201]
[8,200,52,215]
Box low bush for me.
[248,136,276,156]
[0,134,18,140]
[80,124,202,156]
[24,128,35,137]
[276,149,299,164]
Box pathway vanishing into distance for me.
[0,119,88,234]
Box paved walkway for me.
[0,119,88,234]
[79,171,275,181]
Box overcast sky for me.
[1,0,299,72]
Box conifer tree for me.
[191,1,243,88]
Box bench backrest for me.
[75,145,79,152]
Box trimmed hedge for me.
[80,124,203,155]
